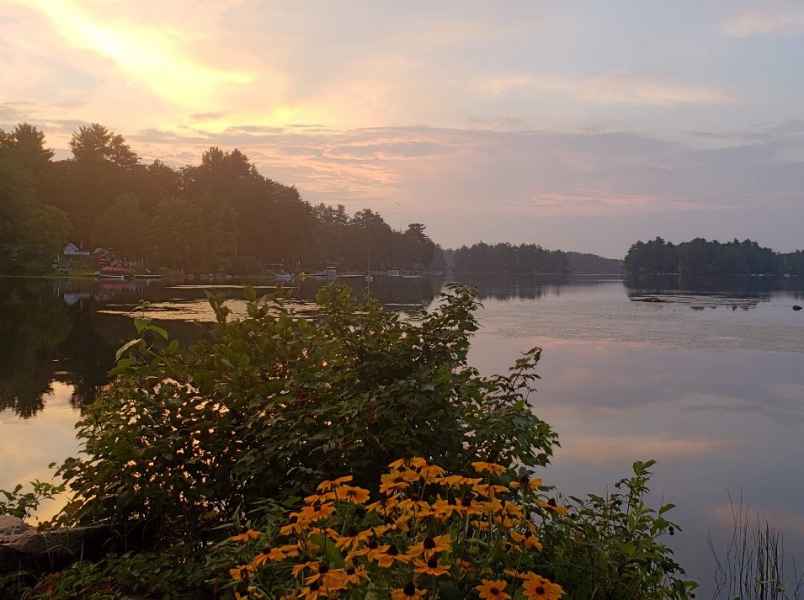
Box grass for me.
[710,495,803,600]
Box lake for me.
[1,274,803,597]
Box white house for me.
[63,243,90,257]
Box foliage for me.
[26,547,211,600]
[538,460,696,600]
[453,243,568,275]
[565,252,624,275]
[219,456,567,599]
[0,480,65,520]
[625,237,804,277]
[2,120,437,274]
[53,285,557,549]
[0,124,71,273]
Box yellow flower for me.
[471,519,491,531]
[419,464,446,482]
[316,475,353,492]
[229,565,253,580]
[391,583,427,599]
[388,458,408,471]
[298,580,324,599]
[405,533,452,559]
[476,579,511,600]
[248,552,271,569]
[372,544,409,568]
[511,529,543,551]
[380,469,419,494]
[409,456,429,469]
[529,477,543,491]
[441,474,470,488]
[473,483,510,498]
[432,497,462,520]
[414,555,450,577]
[331,525,383,552]
[471,461,507,476]
[343,564,367,585]
[292,561,319,578]
[228,529,262,543]
[304,492,335,505]
[334,485,371,504]
[304,566,349,592]
[510,475,543,491]
[522,574,564,600]
[539,498,569,516]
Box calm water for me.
[2,275,803,596]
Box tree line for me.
[0,123,437,274]
[449,242,623,275]
[625,237,804,276]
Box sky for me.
[1,1,803,257]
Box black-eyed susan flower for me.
[304,565,350,592]
[405,533,452,559]
[229,565,253,581]
[334,484,371,504]
[228,529,262,543]
[316,475,353,492]
[476,579,511,600]
[299,579,324,600]
[343,563,367,585]
[471,461,507,476]
[511,529,543,551]
[522,573,564,600]
[292,561,319,578]
[380,470,419,494]
[414,555,450,576]
[390,582,426,599]
[420,464,446,483]
[432,497,462,520]
[473,483,510,498]
[373,543,410,568]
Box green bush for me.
[538,460,696,600]
[54,285,557,548]
[0,480,64,520]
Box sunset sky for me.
[2,0,803,256]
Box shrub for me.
[54,285,557,548]
[0,480,64,520]
[538,460,696,600]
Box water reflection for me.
[0,276,441,418]
[0,280,117,418]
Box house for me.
[63,242,90,257]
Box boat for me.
[97,266,132,280]
[272,272,294,283]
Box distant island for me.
[625,237,804,277]
[445,243,623,276]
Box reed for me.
[710,495,803,600]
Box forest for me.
[0,123,437,274]
[451,242,570,274]
[625,237,804,277]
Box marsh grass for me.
[710,496,803,600]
